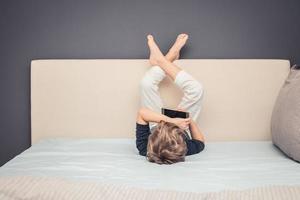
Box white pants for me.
[140,66,204,129]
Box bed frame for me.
[31,59,290,144]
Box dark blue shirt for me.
[135,123,205,156]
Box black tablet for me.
[161,108,189,119]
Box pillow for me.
[271,65,300,162]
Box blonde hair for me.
[147,121,187,164]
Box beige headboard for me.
[31,59,290,144]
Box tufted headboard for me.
[31,59,290,143]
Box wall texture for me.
[0,0,299,166]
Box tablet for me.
[161,108,189,119]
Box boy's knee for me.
[140,75,156,91]
[140,68,165,90]
[189,82,204,102]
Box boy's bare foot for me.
[147,34,166,66]
[165,33,189,62]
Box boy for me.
[136,34,205,164]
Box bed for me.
[1,59,300,199]
[1,139,300,192]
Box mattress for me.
[0,139,299,193]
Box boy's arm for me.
[136,107,170,125]
[189,120,205,142]
[136,108,190,130]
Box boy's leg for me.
[174,70,204,121]
[140,66,166,128]
[140,34,188,123]
[147,34,203,120]
[143,61,203,121]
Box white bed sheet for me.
[0,139,299,193]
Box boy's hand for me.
[170,118,191,130]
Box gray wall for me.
[0,0,299,166]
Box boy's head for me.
[147,121,187,164]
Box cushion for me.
[271,65,300,162]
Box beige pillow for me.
[271,65,300,162]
